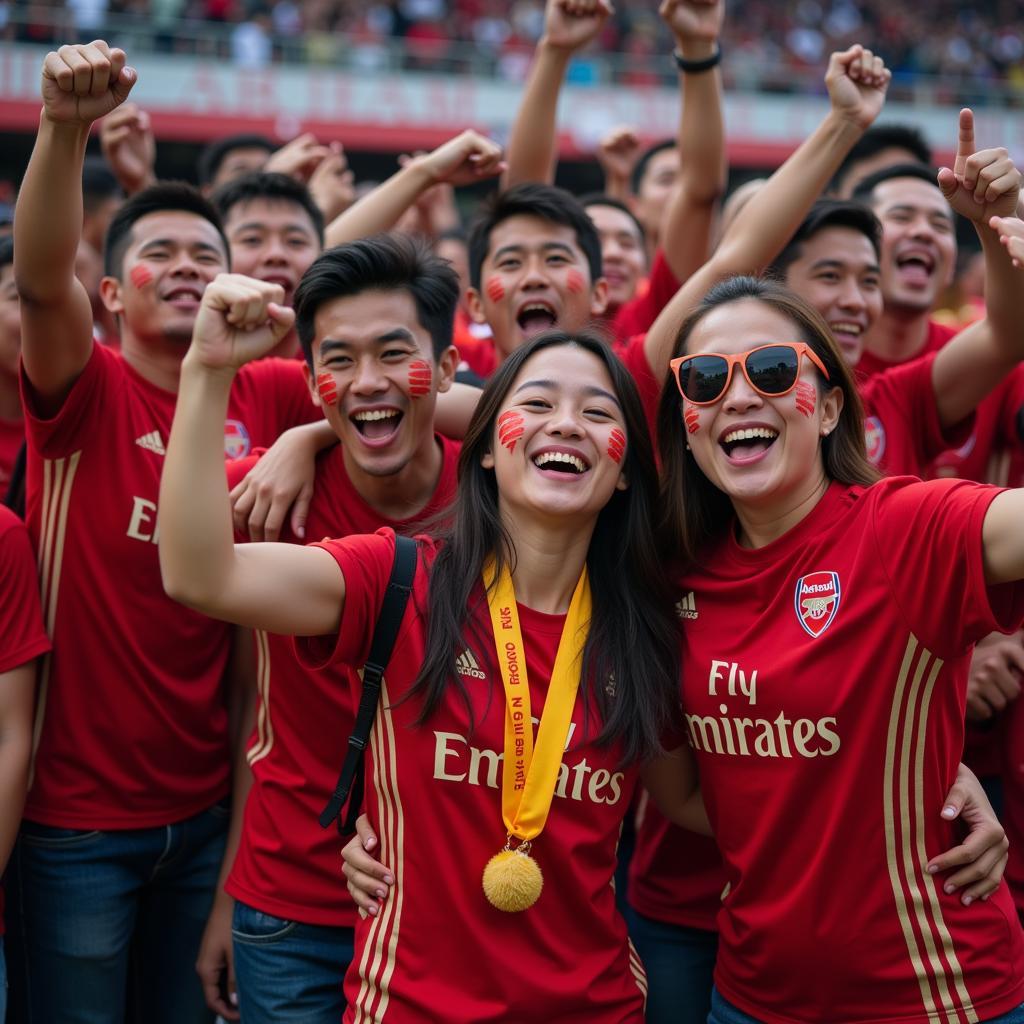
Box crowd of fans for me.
[4,0,1024,101]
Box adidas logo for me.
[135,430,166,456]
[676,591,698,620]
[456,648,486,680]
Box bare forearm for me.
[15,116,89,304]
[324,160,434,248]
[502,40,571,189]
[976,225,1021,354]
[159,359,239,607]
[0,723,32,874]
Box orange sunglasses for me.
[669,343,830,406]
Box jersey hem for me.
[225,876,358,929]
[23,783,231,831]
[715,973,1024,1024]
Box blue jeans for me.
[4,801,228,1024]
[707,989,1024,1024]
[626,909,717,1024]
[231,900,353,1023]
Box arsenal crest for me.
[224,419,251,460]
[864,416,886,465]
[794,571,841,638]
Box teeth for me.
[722,427,778,445]
[520,304,555,315]
[830,322,862,335]
[533,451,586,472]
[352,410,400,422]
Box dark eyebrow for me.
[513,378,622,410]
[319,328,417,355]
[230,220,314,236]
[810,258,881,274]
[138,237,223,256]
[492,241,576,262]
[886,203,953,223]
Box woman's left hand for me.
[926,762,1008,905]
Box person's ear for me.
[99,276,124,315]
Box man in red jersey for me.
[5,41,316,1024]
[195,236,461,1023]
[0,238,24,497]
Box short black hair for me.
[768,199,882,279]
[82,156,122,213]
[293,234,459,367]
[0,235,13,273]
[197,133,275,188]
[579,192,647,246]
[103,181,230,278]
[832,124,933,194]
[851,162,940,205]
[466,182,602,291]
[631,139,676,194]
[211,172,325,246]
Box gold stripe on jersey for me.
[246,630,274,767]
[628,937,648,999]
[883,634,978,1024]
[30,453,81,785]
[354,677,405,1023]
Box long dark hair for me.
[409,331,681,765]
[656,276,879,565]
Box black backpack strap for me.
[319,535,417,835]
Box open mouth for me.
[895,251,935,286]
[532,449,590,475]
[516,302,558,338]
[163,286,204,308]
[829,321,864,354]
[350,408,403,443]
[719,426,779,462]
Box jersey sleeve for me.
[0,508,50,673]
[19,342,113,458]
[294,528,398,671]
[871,477,1024,657]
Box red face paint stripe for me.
[607,428,626,464]
[407,360,432,398]
[497,411,524,452]
[130,265,153,289]
[566,269,585,295]
[794,381,816,418]
[316,372,338,406]
[485,278,505,302]
[684,405,700,435]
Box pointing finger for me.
[954,108,975,180]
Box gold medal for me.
[481,559,591,913]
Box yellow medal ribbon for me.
[480,556,592,912]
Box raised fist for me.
[543,0,614,53]
[100,101,156,194]
[596,127,642,185]
[413,130,505,188]
[659,0,724,47]
[825,45,891,131]
[42,40,136,127]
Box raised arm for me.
[16,41,136,410]
[99,100,156,196]
[982,488,1024,585]
[324,131,503,249]
[158,274,344,635]
[657,0,728,284]
[931,111,1024,429]
[643,44,890,377]
[501,0,612,189]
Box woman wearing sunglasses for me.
[654,274,1024,1024]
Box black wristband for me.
[673,45,722,73]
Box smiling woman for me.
[654,276,1024,1024]
[158,299,699,1021]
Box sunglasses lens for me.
[745,345,800,396]
[679,355,730,403]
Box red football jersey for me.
[298,530,648,1023]
[0,504,51,933]
[1002,686,1024,921]
[856,319,956,378]
[455,332,499,380]
[858,352,973,478]
[225,439,460,928]
[612,251,680,346]
[21,344,318,829]
[679,477,1024,1024]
